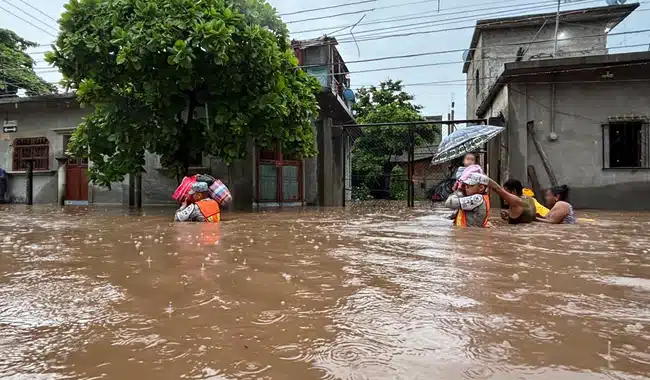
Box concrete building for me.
[0,37,357,208]
[463,3,650,210]
[0,94,180,206]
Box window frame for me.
[602,120,650,170]
[12,137,50,171]
[255,143,303,203]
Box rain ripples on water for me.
[0,204,649,379]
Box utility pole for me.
[553,0,561,57]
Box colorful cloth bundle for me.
[172,174,199,202]
[208,179,231,206]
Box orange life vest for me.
[196,199,221,223]
[455,194,490,228]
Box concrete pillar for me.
[317,118,333,206]
[228,137,255,211]
[55,158,67,206]
[332,133,344,207]
[344,135,351,203]
[25,160,34,205]
[507,83,528,183]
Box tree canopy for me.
[0,29,56,96]
[46,0,321,186]
[351,79,439,197]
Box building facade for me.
[0,38,357,208]
[0,94,181,206]
[462,3,650,210]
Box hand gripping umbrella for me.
[430,124,505,165]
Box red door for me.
[64,135,88,202]
[66,158,88,201]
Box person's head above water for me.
[503,178,524,196]
[462,173,489,195]
[545,184,570,207]
[463,153,477,167]
[188,182,210,202]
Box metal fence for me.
[343,120,488,208]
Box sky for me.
[1,0,648,119]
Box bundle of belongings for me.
[172,174,231,223]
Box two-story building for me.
[0,37,358,209]
[463,2,650,210]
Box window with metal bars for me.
[12,137,50,171]
[602,121,650,169]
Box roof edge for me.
[0,93,76,106]
[462,2,639,73]
[475,50,650,117]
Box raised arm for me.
[488,179,526,207]
[445,194,485,211]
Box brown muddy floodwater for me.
[1,204,649,380]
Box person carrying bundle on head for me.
[174,182,221,223]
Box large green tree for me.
[351,79,439,197]
[0,29,56,96]
[46,0,321,186]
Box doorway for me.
[64,135,89,204]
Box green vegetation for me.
[46,0,321,186]
[351,79,439,198]
[0,29,56,96]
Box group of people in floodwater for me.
[444,152,576,228]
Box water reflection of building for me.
[0,37,358,208]
[463,3,650,210]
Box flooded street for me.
[1,205,649,380]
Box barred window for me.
[603,121,650,169]
[12,137,50,171]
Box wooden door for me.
[64,136,88,202]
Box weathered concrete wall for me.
[226,139,256,211]
[0,104,179,205]
[304,121,319,206]
[0,104,87,204]
[508,81,650,210]
[467,21,609,117]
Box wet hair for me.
[503,178,523,196]
[550,184,570,202]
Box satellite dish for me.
[605,0,627,5]
[462,49,470,62]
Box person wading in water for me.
[175,182,221,223]
[537,185,577,224]
[444,173,491,228]
[489,178,536,225]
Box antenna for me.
[553,0,612,57]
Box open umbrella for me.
[430,124,504,165]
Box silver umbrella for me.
[430,124,505,165]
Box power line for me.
[298,29,650,69]
[284,0,562,25]
[290,0,556,34]
[1,0,58,33]
[351,57,650,89]
[334,11,648,45]
[333,0,598,38]
[13,0,58,23]
[285,7,376,24]
[0,4,57,37]
[279,0,377,16]
[291,3,647,48]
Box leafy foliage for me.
[389,165,407,200]
[46,0,321,186]
[0,29,56,96]
[351,79,439,195]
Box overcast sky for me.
[2,0,648,118]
